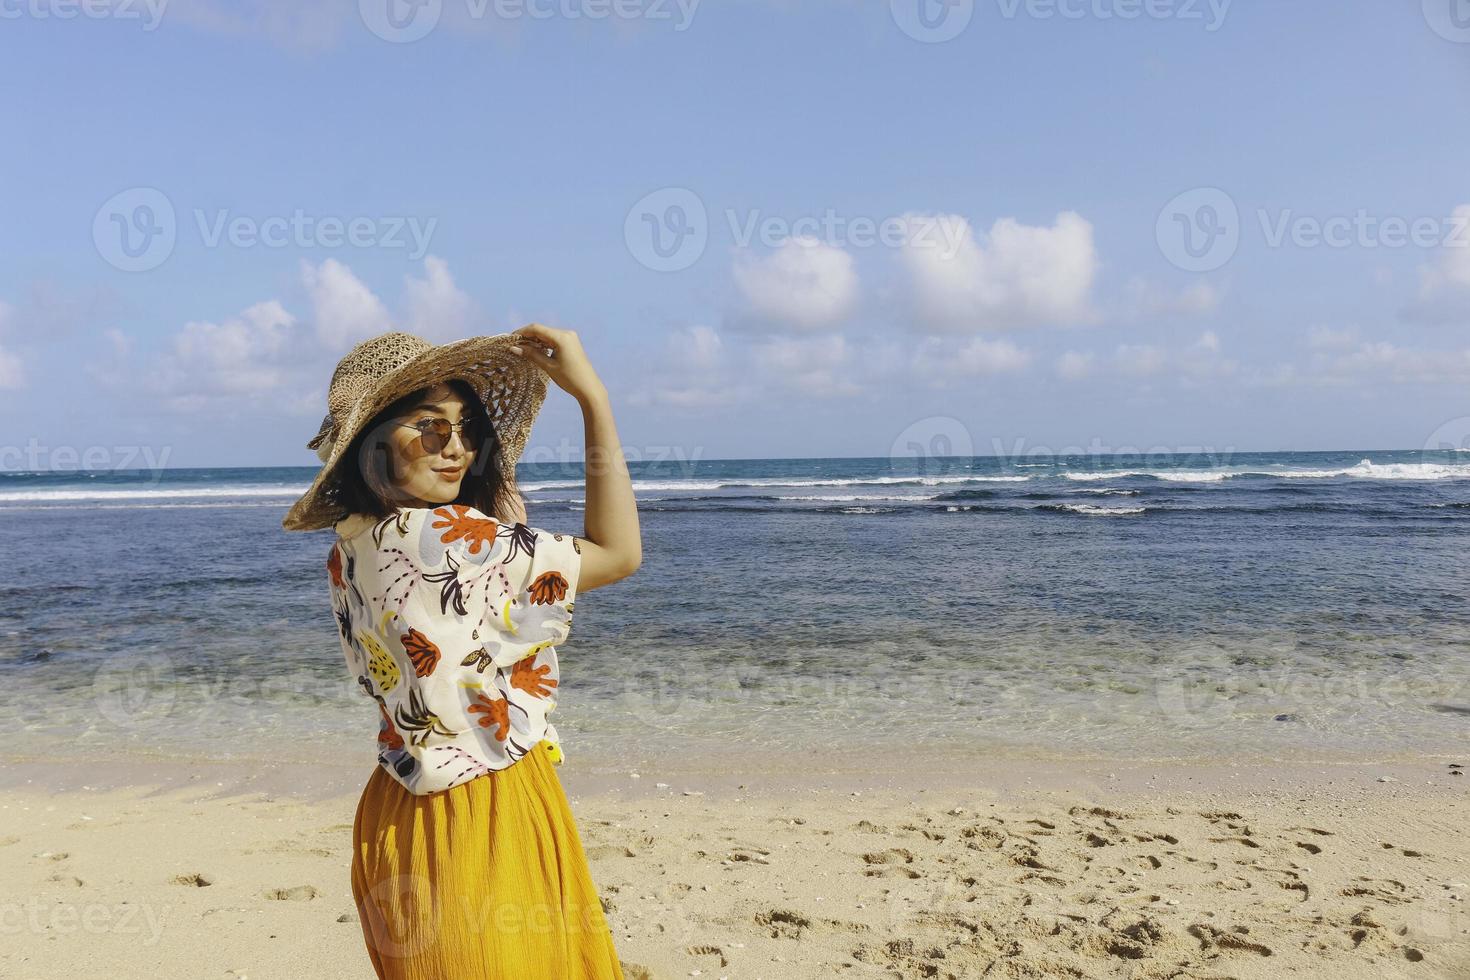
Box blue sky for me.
[2,0,1469,469]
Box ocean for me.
[2,450,1467,773]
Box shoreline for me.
[2,739,1464,801]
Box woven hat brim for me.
[281,334,548,532]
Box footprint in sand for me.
[755,907,811,939]
[47,873,85,887]
[1341,877,1411,905]
[683,943,728,968]
[862,848,921,878]
[1187,922,1273,957]
[263,885,319,901]
[861,847,915,865]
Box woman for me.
[282,323,641,979]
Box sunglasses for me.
[395,414,490,454]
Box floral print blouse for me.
[327,503,582,795]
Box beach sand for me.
[1,752,1466,980]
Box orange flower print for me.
[377,702,404,751]
[510,657,559,699]
[467,692,510,741]
[528,570,569,605]
[401,627,441,677]
[327,543,345,589]
[430,504,498,555]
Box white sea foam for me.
[1061,459,1470,483]
[0,485,308,502]
[525,475,1029,492]
[1054,503,1147,516]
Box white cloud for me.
[301,258,391,348]
[1114,343,1169,377]
[0,347,21,390]
[1060,331,1237,382]
[626,324,747,410]
[1056,350,1093,380]
[1306,325,1360,351]
[404,256,477,341]
[911,336,1031,384]
[1307,337,1470,385]
[668,323,724,372]
[751,333,862,397]
[897,210,1099,331]
[732,237,859,331]
[1120,277,1223,319]
[158,300,302,408]
[1407,204,1470,323]
[164,0,349,52]
[0,302,21,390]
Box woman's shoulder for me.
[334,504,512,554]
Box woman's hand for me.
[508,323,607,406]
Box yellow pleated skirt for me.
[350,738,626,980]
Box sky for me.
[2,0,1469,470]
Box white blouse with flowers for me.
[327,503,582,795]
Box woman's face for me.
[383,383,479,507]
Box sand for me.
[0,753,1466,979]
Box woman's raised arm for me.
[509,323,642,592]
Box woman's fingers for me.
[513,322,561,349]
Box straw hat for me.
[281,330,547,532]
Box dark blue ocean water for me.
[1,450,1467,768]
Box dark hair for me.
[328,378,522,523]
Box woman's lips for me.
[434,467,463,480]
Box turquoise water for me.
[1,450,1467,768]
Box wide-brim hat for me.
[282,330,547,532]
